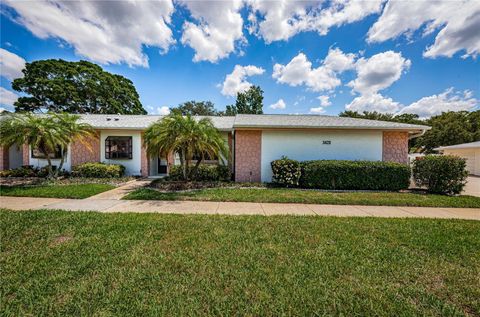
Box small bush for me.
[271,156,301,187]
[299,160,411,191]
[0,165,67,177]
[72,162,125,178]
[412,155,468,195]
[168,164,231,182]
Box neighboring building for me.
[0,114,430,182]
[436,141,480,176]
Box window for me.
[192,151,218,162]
[105,136,132,159]
[31,143,63,159]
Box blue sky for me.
[0,0,479,117]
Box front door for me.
[158,157,168,174]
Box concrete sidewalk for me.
[1,196,479,220]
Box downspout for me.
[409,129,427,140]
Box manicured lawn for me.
[0,184,115,199]
[123,187,480,208]
[1,210,479,316]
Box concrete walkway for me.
[86,179,152,200]
[1,196,479,220]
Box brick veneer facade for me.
[70,133,101,167]
[22,144,29,166]
[235,130,262,182]
[141,135,149,177]
[0,146,9,170]
[382,131,409,164]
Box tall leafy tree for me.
[420,111,480,152]
[0,113,94,178]
[170,101,219,116]
[225,85,264,115]
[12,59,146,114]
[143,114,228,180]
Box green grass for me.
[0,184,115,199]
[1,210,479,316]
[123,187,480,208]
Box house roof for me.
[4,113,430,132]
[78,114,236,131]
[435,141,480,151]
[233,114,430,131]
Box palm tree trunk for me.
[54,146,66,178]
[190,158,203,179]
[180,148,187,181]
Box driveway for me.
[464,176,480,197]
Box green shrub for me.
[168,164,231,182]
[412,155,468,195]
[299,160,411,191]
[72,162,125,178]
[0,165,67,177]
[271,156,301,187]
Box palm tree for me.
[0,112,94,178]
[144,113,228,180]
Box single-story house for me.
[435,141,480,176]
[0,114,430,182]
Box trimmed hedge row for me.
[72,162,125,178]
[271,158,411,191]
[299,160,411,191]
[168,164,231,182]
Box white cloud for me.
[318,95,331,107]
[0,87,19,108]
[0,49,26,81]
[180,0,244,62]
[309,106,326,114]
[221,65,265,97]
[269,99,286,110]
[345,93,402,113]
[368,0,480,58]
[399,88,478,118]
[3,0,175,67]
[348,51,411,95]
[248,0,384,43]
[272,48,356,92]
[156,106,171,115]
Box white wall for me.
[444,148,480,176]
[29,145,71,171]
[100,130,142,176]
[261,130,383,182]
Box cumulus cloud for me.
[345,93,402,113]
[180,0,244,62]
[0,87,19,108]
[269,99,286,110]
[272,48,356,92]
[368,0,480,58]
[248,0,383,43]
[309,107,326,114]
[318,95,332,107]
[221,65,265,97]
[3,0,175,67]
[399,88,478,118]
[0,49,26,80]
[156,106,171,115]
[348,51,411,95]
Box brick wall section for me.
[141,135,149,177]
[22,144,29,166]
[71,133,101,167]
[0,146,9,171]
[382,131,409,164]
[235,130,262,182]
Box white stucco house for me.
[0,114,431,182]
